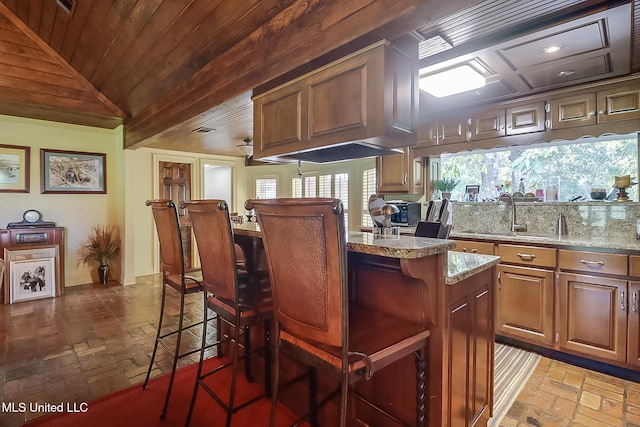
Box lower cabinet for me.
[558,272,628,363]
[628,281,640,367]
[496,264,555,345]
[445,268,494,427]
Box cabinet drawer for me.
[453,240,495,255]
[631,255,640,277]
[559,249,627,276]
[497,244,556,268]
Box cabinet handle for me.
[621,290,626,311]
[580,259,604,266]
[463,248,478,253]
[403,173,408,185]
[589,111,596,117]
[497,271,501,289]
[516,253,536,261]
[599,109,607,115]
[633,292,637,313]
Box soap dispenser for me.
[557,213,567,236]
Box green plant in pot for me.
[82,225,121,285]
[433,177,460,200]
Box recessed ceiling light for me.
[542,45,563,54]
[558,70,576,77]
[419,65,486,98]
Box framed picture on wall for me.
[41,149,106,194]
[0,144,30,193]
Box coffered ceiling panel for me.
[498,22,607,70]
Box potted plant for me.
[82,225,121,285]
[433,177,460,200]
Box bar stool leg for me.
[160,289,186,419]
[269,325,281,427]
[142,281,167,390]
[185,291,209,427]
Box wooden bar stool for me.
[181,199,273,427]
[142,199,206,420]
[249,198,430,427]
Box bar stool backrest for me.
[146,200,185,279]
[250,198,346,348]
[183,199,237,301]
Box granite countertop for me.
[446,251,500,285]
[232,223,455,258]
[450,230,640,251]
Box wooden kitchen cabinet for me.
[505,102,546,135]
[445,268,494,426]
[628,281,640,367]
[452,239,495,255]
[375,147,424,194]
[596,82,640,123]
[470,108,506,140]
[253,40,418,160]
[558,272,627,363]
[253,81,306,157]
[548,92,598,129]
[495,244,556,345]
[496,264,555,345]
[419,116,469,146]
[549,82,640,129]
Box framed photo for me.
[41,149,106,194]
[0,144,30,193]
[6,247,57,304]
[466,185,480,202]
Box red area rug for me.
[24,358,302,427]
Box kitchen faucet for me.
[497,192,527,232]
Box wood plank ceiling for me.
[0,0,637,158]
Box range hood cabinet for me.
[252,40,418,163]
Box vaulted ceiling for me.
[0,0,637,158]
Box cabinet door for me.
[549,92,597,129]
[471,109,505,140]
[597,84,640,123]
[253,83,306,158]
[505,102,546,135]
[376,149,410,193]
[445,272,493,427]
[438,117,469,145]
[496,264,554,345]
[628,281,640,367]
[559,273,627,363]
[409,149,425,195]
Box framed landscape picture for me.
[0,144,30,193]
[41,149,106,194]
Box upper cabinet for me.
[253,40,418,162]
[505,102,546,135]
[376,147,424,194]
[549,82,640,129]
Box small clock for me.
[23,209,42,223]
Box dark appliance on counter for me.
[389,202,421,226]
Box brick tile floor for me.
[3,274,640,427]
[501,356,640,426]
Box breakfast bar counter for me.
[232,223,500,426]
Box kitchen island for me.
[232,223,500,426]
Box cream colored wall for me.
[128,147,248,278]
[0,114,123,286]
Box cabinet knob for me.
[589,111,596,117]
[599,109,607,115]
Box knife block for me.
[414,221,451,239]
